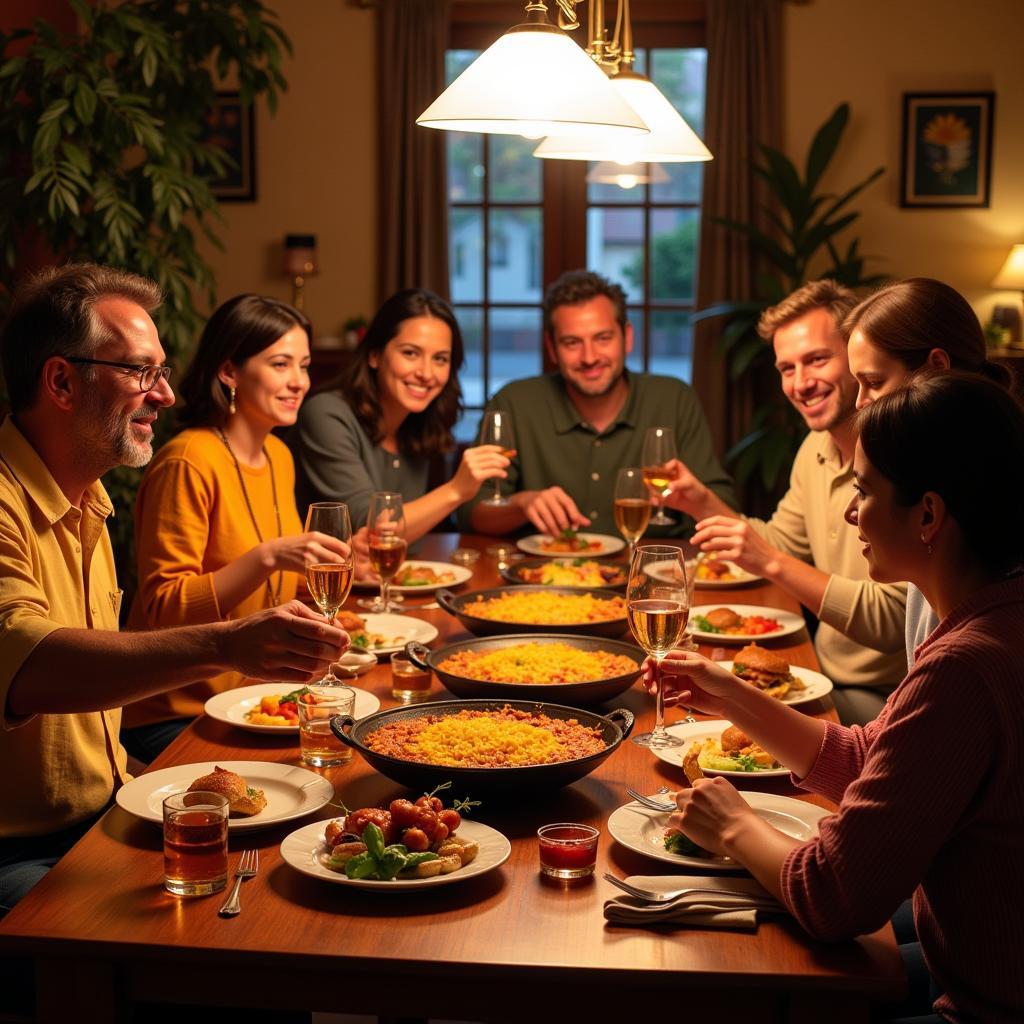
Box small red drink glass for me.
[162,790,229,896]
[537,823,599,879]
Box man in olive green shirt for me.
[461,270,736,537]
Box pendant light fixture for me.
[416,1,649,140]
[586,160,669,190]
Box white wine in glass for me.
[365,491,407,613]
[479,410,515,506]
[303,502,353,685]
[613,467,652,558]
[641,426,679,527]
[627,545,688,748]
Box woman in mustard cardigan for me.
[122,295,350,761]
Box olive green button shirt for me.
[458,372,737,536]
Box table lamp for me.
[992,244,1024,346]
[283,234,317,311]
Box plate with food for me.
[688,604,805,643]
[342,611,438,655]
[280,794,511,889]
[608,791,831,870]
[517,531,625,557]
[652,719,790,778]
[718,646,833,707]
[691,557,762,589]
[115,761,334,832]
[500,557,627,591]
[352,560,473,594]
[204,682,382,734]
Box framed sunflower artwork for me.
[901,92,994,208]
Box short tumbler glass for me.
[297,685,356,767]
[390,653,433,703]
[537,823,600,880]
[163,790,229,896]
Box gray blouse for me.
[905,582,940,667]
[289,390,428,529]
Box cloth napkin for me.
[603,874,784,931]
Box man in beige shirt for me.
[0,264,347,914]
[665,280,906,724]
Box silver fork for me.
[626,787,675,811]
[603,873,753,904]
[218,849,258,917]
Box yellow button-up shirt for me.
[0,416,128,838]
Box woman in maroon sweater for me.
[652,372,1024,1023]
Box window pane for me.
[626,308,644,374]
[649,310,693,383]
[587,174,646,204]
[489,307,542,394]
[650,208,699,303]
[446,50,478,85]
[448,133,483,202]
[454,305,484,408]
[488,136,541,202]
[651,48,707,204]
[488,208,542,302]
[450,209,483,303]
[587,207,645,303]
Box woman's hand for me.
[667,777,761,859]
[265,532,352,574]
[691,516,780,578]
[451,444,512,501]
[644,650,746,718]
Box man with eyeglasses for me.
[0,263,348,914]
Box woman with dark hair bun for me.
[290,288,509,538]
[122,294,350,761]
[843,277,1016,661]
[647,372,1024,1024]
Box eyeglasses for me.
[65,357,173,393]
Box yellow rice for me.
[463,591,626,624]
[438,642,637,684]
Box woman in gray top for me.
[291,288,508,538]
[843,277,1016,664]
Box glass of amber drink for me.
[303,502,354,685]
[163,791,229,896]
[390,652,432,703]
[297,685,356,767]
[361,491,407,613]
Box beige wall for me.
[197,0,378,343]
[783,0,1024,323]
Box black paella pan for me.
[329,698,634,793]
[405,633,643,706]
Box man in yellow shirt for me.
[0,264,347,913]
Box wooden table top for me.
[0,534,905,1022]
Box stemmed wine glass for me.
[303,502,354,685]
[627,544,689,748]
[613,467,651,559]
[362,491,407,613]
[479,410,515,506]
[642,426,678,527]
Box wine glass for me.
[613,467,651,559]
[627,544,689,748]
[479,410,515,506]
[364,491,407,613]
[303,502,354,685]
[642,426,678,526]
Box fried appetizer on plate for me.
[188,765,267,816]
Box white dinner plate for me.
[652,719,790,778]
[351,561,474,594]
[280,818,511,890]
[349,613,439,655]
[608,792,831,871]
[716,660,833,708]
[688,604,806,643]
[115,760,335,832]
[204,682,381,735]
[692,559,763,589]
[517,533,626,557]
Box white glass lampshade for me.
[992,244,1024,289]
[534,70,712,161]
[586,160,669,189]
[417,25,649,139]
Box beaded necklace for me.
[216,427,283,607]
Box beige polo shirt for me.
[0,416,128,838]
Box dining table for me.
[0,533,905,1023]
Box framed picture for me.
[901,92,994,208]
[201,91,257,202]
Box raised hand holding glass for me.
[303,502,354,685]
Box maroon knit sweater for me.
[781,574,1024,1023]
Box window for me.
[447,5,706,439]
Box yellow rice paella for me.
[461,590,626,625]
[437,642,637,684]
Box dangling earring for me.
[229,385,237,415]
[920,533,932,556]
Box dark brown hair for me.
[0,262,161,413]
[335,288,464,460]
[843,277,1013,390]
[542,269,628,338]
[177,294,312,428]
[757,279,858,341]
[858,371,1024,574]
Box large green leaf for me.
[804,103,849,193]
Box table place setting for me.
[602,872,784,931]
